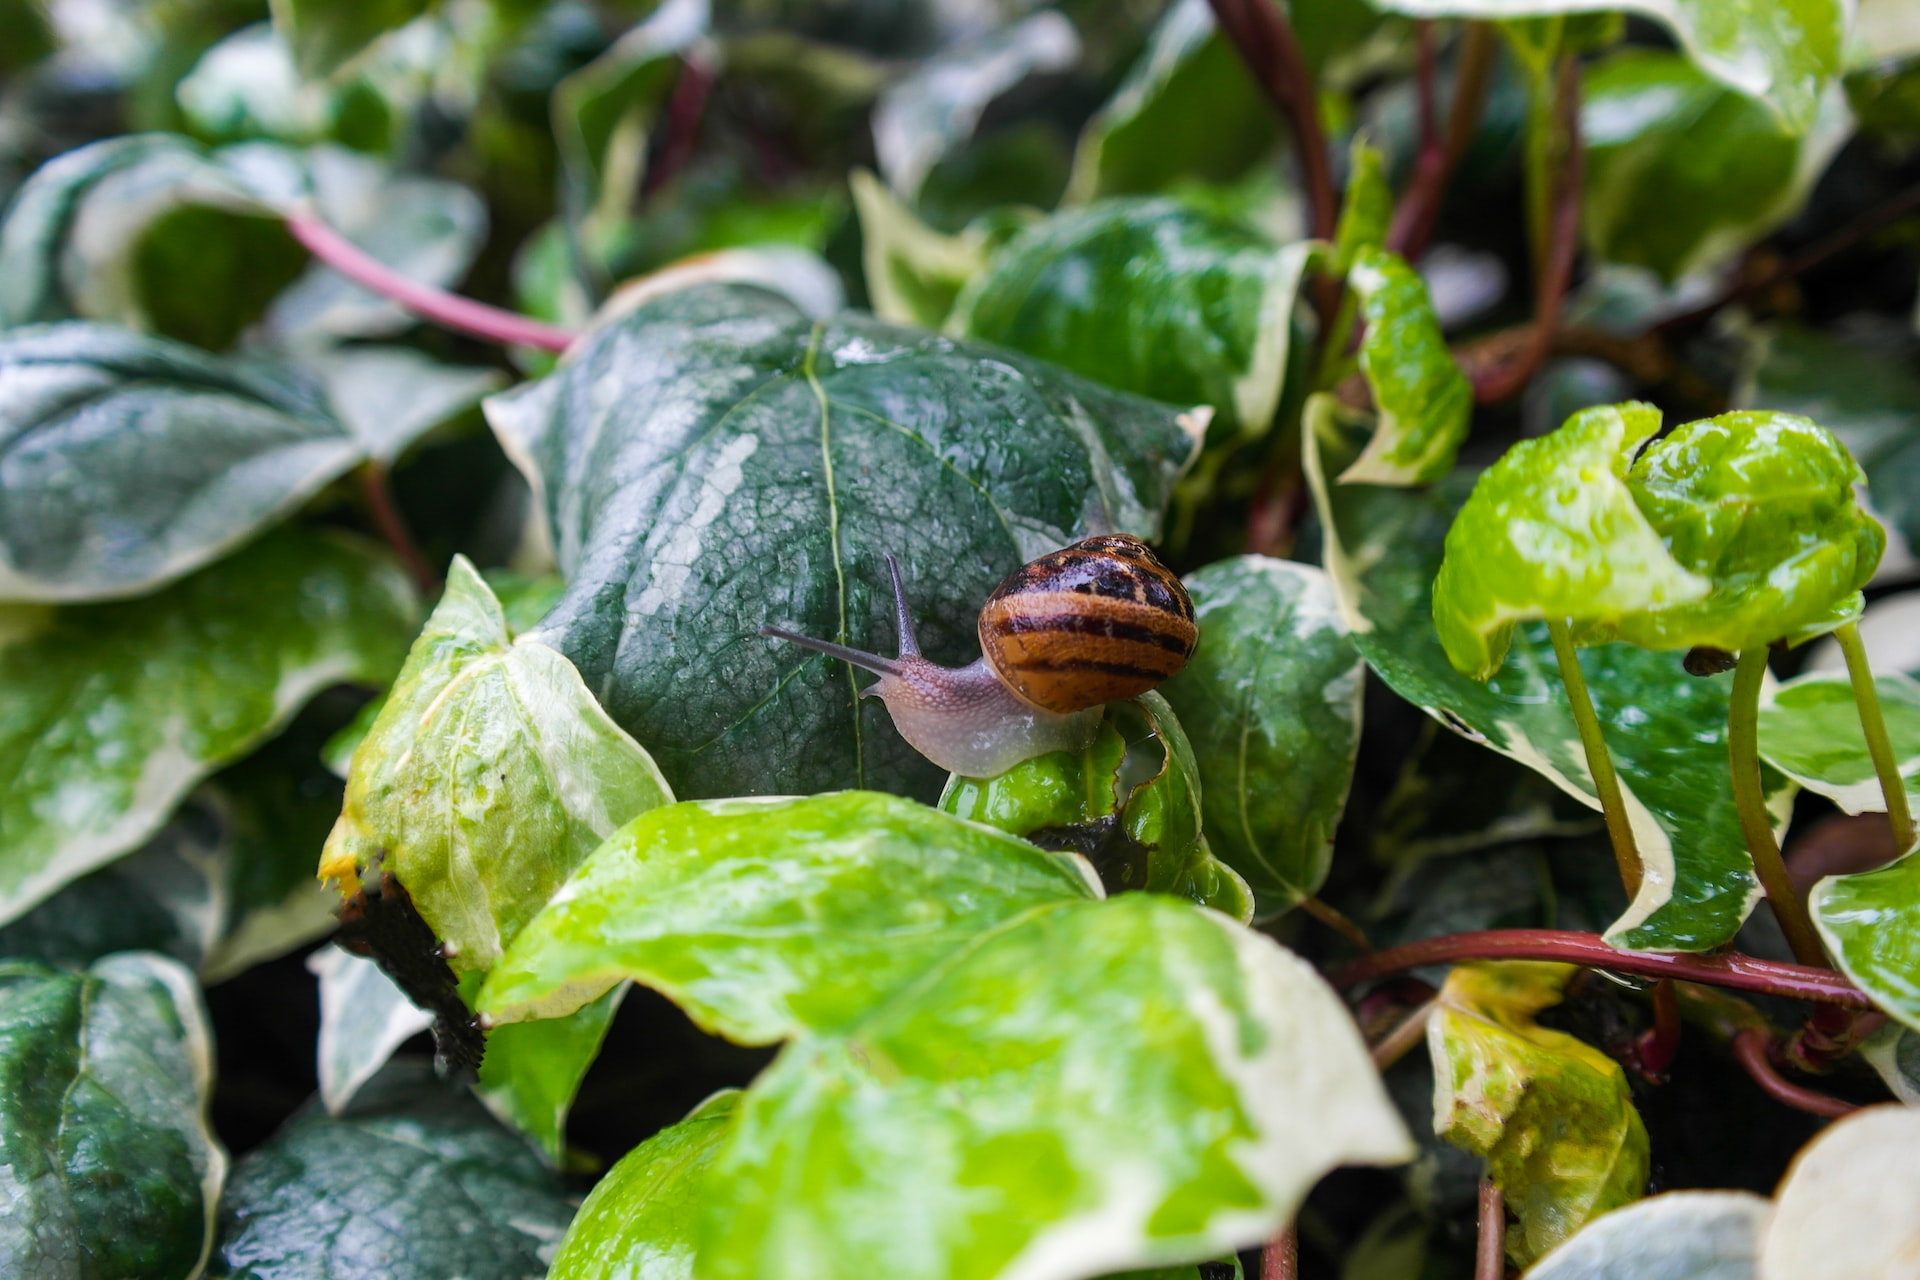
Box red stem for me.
[1332,929,1876,1009]
[1261,1221,1298,1280]
[1732,1028,1859,1119]
[1388,23,1496,261]
[1635,977,1682,1079]
[1206,0,1338,242]
[284,209,577,353]
[645,52,716,197]
[357,463,439,595]
[1476,1180,1506,1280]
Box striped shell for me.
[977,534,1197,714]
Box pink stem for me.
[283,209,577,353]
[1733,1028,1859,1119]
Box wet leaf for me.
[1525,1190,1767,1279]
[1338,247,1473,486]
[0,953,224,1280]
[1811,850,1920,1032]
[485,283,1199,801]
[0,529,414,927]
[478,791,1099,1040]
[1428,962,1650,1267]
[1760,1105,1920,1278]
[1758,670,1920,814]
[1158,557,1362,919]
[321,557,674,973]
[700,896,1413,1280]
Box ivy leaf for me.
[299,346,501,467]
[0,529,414,927]
[268,0,431,81]
[1306,396,1774,950]
[320,557,674,974]
[1758,671,1920,814]
[485,283,1200,801]
[307,945,433,1115]
[1428,961,1650,1268]
[1582,49,1848,281]
[1332,140,1392,270]
[1812,852,1920,1032]
[699,895,1413,1280]
[1761,1105,1920,1276]
[1366,0,1849,134]
[547,1090,742,1280]
[1338,247,1473,486]
[1157,556,1364,920]
[1115,694,1255,921]
[1430,400,1708,680]
[0,953,225,1280]
[212,1060,576,1280]
[0,134,307,348]
[1858,1021,1920,1105]
[473,985,626,1163]
[477,791,1100,1040]
[1617,411,1883,652]
[951,198,1307,435]
[849,168,990,329]
[1524,1190,1768,1279]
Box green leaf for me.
[1117,694,1256,921]
[1332,140,1392,271]
[485,283,1201,801]
[307,944,432,1114]
[1524,1190,1767,1279]
[1858,1021,1920,1105]
[873,12,1079,200]
[1157,556,1364,920]
[213,1060,576,1280]
[1305,396,1775,950]
[0,953,224,1280]
[1428,961,1650,1267]
[1367,0,1849,134]
[321,557,674,973]
[0,134,307,348]
[474,985,626,1163]
[477,791,1099,1039]
[299,345,501,467]
[1760,1105,1920,1277]
[699,895,1413,1280]
[1430,401,1708,680]
[1758,671,1920,814]
[1064,0,1278,204]
[850,167,989,329]
[1616,410,1883,651]
[547,1091,742,1280]
[1812,851,1920,1032]
[1337,247,1473,486]
[0,322,364,602]
[1581,49,1846,281]
[0,529,414,927]
[951,198,1308,433]
[268,0,430,81]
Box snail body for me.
[761,534,1197,778]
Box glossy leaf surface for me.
[1307,397,1770,950]
[1761,1105,1920,1279]
[1157,557,1363,919]
[478,791,1099,1040]
[213,1061,575,1280]
[700,896,1413,1280]
[1429,962,1649,1267]
[952,198,1305,433]
[1757,671,1920,814]
[0,954,224,1280]
[1811,850,1920,1032]
[473,985,626,1163]
[486,283,1199,801]
[1339,247,1473,486]
[321,557,673,973]
[0,529,414,927]
[1525,1191,1767,1280]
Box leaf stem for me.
[1635,977,1681,1079]
[357,462,439,596]
[1730,646,1830,968]
[1476,1180,1505,1280]
[1300,893,1374,952]
[1205,0,1337,243]
[1732,1028,1858,1119]
[1260,1221,1298,1280]
[1833,621,1916,853]
[283,209,577,353]
[1370,996,1435,1071]
[1331,929,1875,1008]
[1388,23,1497,260]
[1545,618,1643,897]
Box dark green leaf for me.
[485,283,1200,800]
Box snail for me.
[761,534,1198,778]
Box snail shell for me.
[978,534,1198,714]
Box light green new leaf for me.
[0,530,414,928]
[1119,694,1256,921]
[1339,247,1473,486]
[1367,0,1849,134]
[1333,140,1392,271]
[1525,1191,1768,1280]
[474,985,625,1163]
[1618,411,1883,652]
[321,557,673,973]
[850,168,990,329]
[486,283,1200,801]
[478,791,1100,1039]
[1812,852,1920,1032]
[213,1061,576,1280]
[1761,1105,1920,1278]
[1307,397,1773,950]
[1429,962,1650,1267]
[700,896,1413,1280]
[952,198,1307,433]
[1582,50,1847,282]
[1758,671,1920,814]
[269,0,430,80]
[548,1091,742,1280]
[0,953,224,1280]
[1431,401,1708,680]
[1158,557,1364,920]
